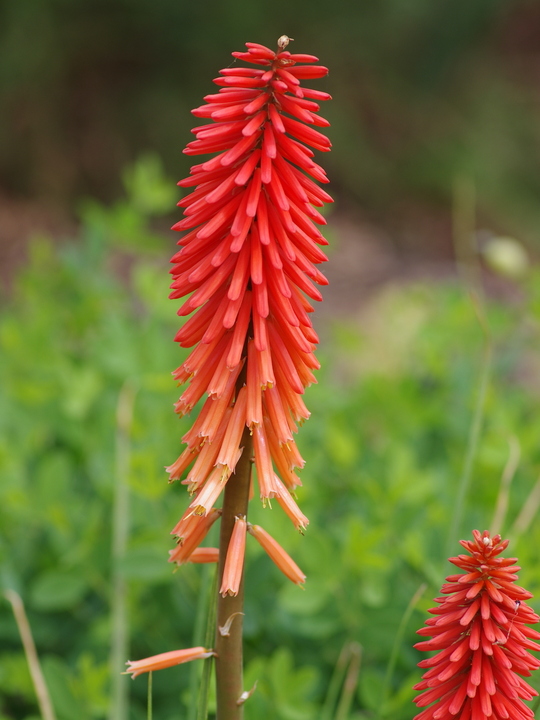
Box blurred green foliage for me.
[1,158,540,719]
[2,0,540,245]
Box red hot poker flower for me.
[167,37,332,576]
[413,530,540,720]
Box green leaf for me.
[358,668,385,712]
[30,570,88,611]
[0,652,33,697]
[120,545,170,581]
[42,656,88,720]
[123,153,177,216]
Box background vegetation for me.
[2,0,540,718]
[1,160,540,719]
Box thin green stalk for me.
[214,426,253,720]
[452,176,479,290]
[490,435,520,536]
[446,327,491,556]
[321,643,353,720]
[334,643,361,720]
[147,672,153,720]
[447,176,491,556]
[380,583,426,717]
[109,380,137,720]
[188,563,214,720]
[510,474,540,542]
[4,589,57,720]
[197,568,218,720]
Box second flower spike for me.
[413,530,540,720]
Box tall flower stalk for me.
[126,37,331,719]
[413,530,540,720]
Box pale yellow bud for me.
[483,237,529,279]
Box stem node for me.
[219,612,245,637]
[237,682,258,705]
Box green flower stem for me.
[511,474,540,542]
[197,568,218,720]
[214,426,253,720]
[446,292,491,557]
[147,671,153,720]
[490,436,520,536]
[447,176,491,556]
[321,642,361,720]
[321,643,351,720]
[188,563,213,720]
[334,642,362,720]
[380,583,426,716]
[110,380,137,720]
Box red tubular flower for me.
[413,530,540,720]
[167,37,332,568]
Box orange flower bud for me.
[187,547,219,563]
[125,646,214,679]
[220,515,247,597]
[247,523,305,586]
[169,508,221,565]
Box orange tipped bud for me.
[169,508,221,564]
[187,547,219,563]
[171,504,221,540]
[189,465,231,516]
[198,364,242,441]
[273,474,309,532]
[252,424,279,499]
[246,340,263,427]
[185,407,232,491]
[125,646,213,678]
[220,515,247,597]
[216,387,248,470]
[166,445,200,482]
[247,523,306,585]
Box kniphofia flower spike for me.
[126,37,330,688]
[413,530,540,720]
[167,37,331,584]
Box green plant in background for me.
[1,153,540,719]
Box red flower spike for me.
[167,38,330,564]
[413,530,540,720]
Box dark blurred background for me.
[2,0,540,282]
